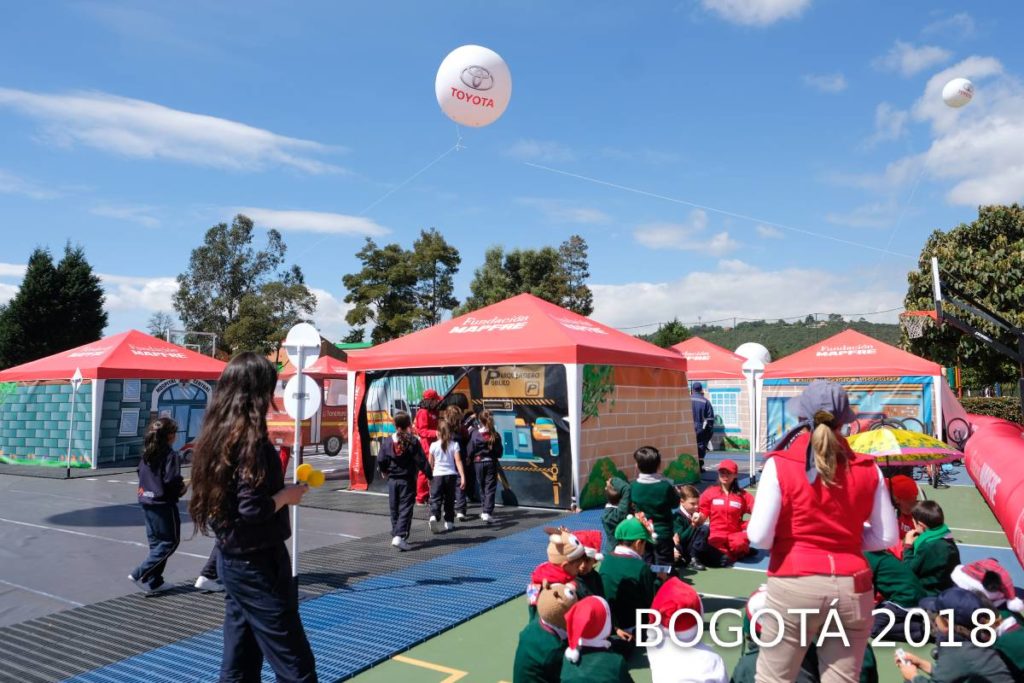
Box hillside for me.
[694,319,902,360]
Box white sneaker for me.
[391,536,412,551]
[456,512,468,522]
[444,522,454,532]
[480,513,493,524]
[194,576,225,592]
[428,516,442,534]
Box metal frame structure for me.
[931,256,1024,420]
[166,329,218,357]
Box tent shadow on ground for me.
[45,503,154,528]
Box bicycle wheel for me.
[945,417,971,450]
[899,417,926,433]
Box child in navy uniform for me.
[378,411,433,551]
[130,417,185,595]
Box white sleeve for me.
[862,467,899,551]
[745,459,782,550]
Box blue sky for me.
[1,1,1022,341]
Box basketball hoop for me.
[900,310,937,339]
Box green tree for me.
[459,246,511,314]
[147,312,176,338]
[905,204,1024,385]
[0,245,108,367]
[643,318,691,348]
[342,238,417,344]
[174,214,312,354]
[559,234,594,316]
[341,327,365,344]
[411,228,461,328]
[225,266,316,354]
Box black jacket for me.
[215,440,291,556]
[467,428,503,461]
[136,449,185,505]
[377,434,432,481]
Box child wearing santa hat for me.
[599,516,659,653]
[561,596,633,683]
[514,579,579,683]
[527,529,587,620]
[887,474,919,560]
[573,530,606,600]
[645,577,727,683]
[951,558,1024,677]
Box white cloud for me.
[633,209,739,256]
[517,198,611,224]
[0,263,28,278]
[802,73,847,93]
[309,288,353,341]
[99,273,178,312]
[700,0,812,26]
[240,208,390,236]
[923,12,976,39]
[868,103,909,145]
[90,203,160,228]
[504,139,575,163]
[0,169,60,199]
[874,41,952,78]
[591,261,902,330]
[0,88,345,174]
[755,225,783,239]
[0,283,17,305]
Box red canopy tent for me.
[671,337,745,380]
[0,330,226,381]
[345,294,693,507]
[279,355,348,380]
[763,329,940,379]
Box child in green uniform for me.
[673,484,710,571]
[628,446,680,566]
[599,516,658,649]
[866,549,927,642]
[527,530,587,620]
[901,500,960,596]
[950,558,1024,677]
[573,531,605,600]
[561,596,633,683]
[514,580,579,683]
[602,478,631,556]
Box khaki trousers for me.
[754,575,873,683]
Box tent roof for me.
[346,294,688,372]
[763,329,941,379]
[670,337,746,380]
[0,330,227,381]
[279,354,348,380]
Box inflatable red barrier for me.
[964,418,1024,571]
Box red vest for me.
[699,486,754,541]
[767,432,880,577]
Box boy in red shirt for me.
[697,459,754,566]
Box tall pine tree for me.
[559,235,594,316]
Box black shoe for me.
[688,558,706,571]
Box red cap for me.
[422,389,441,401]
[718,459,739,474]
[888,475,918,502]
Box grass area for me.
[350,474,1004,683]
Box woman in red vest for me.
[747,381,897,683]
[696,459,754,565]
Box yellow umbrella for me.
[846,428,962,467]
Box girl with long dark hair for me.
[188,352,317,683]
[467,409,503,523]
[427,419,466,533]
[129,416,185,595]
[443,402,476,521]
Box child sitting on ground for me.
[602,478,631,556]
[573,531,606,600]
[599,516,660,653]
[528,529,587,620]
[673,484,710,571]
[865,549,927,642]
[629,446,680,566]
[697,459,754,567]
[645,577,727,683]
[513,579,579,683]
[901,500,960,595]
[561,596,634,683]
[951,558,1024,677]
[887,475,919,560]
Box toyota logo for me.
[460,65,494,91]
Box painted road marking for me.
[393,655,467,683]
[0,578,85,606]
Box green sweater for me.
[994,624,1024,680]
[514,620,565,683]
[560,648,633,683]
[602,506,629,555]
[629,478,679,539]
[866,550,926,607]
[598,552,656,632]
[902,536,960,596]
[910,640,1014,683]
[576,570,605,601]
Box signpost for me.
[66,368,83,479]
[281,323,322,579]
[741,358,764,485]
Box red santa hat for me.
[745,584,770,634]
[574,530,604,562]
[564,596,612,663]
[651,577,703,642]
[531,561,575,586]
[887,475,919,502]
[951,558,1024,614]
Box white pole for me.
[291,348,305,579]
[564,364,583,511]
[65,388,77,479]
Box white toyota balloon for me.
[942,77,974,108]
[435,45,511,127]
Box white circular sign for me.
[283,322,321,370]
[283,375,322,421]
[942,77,974,108]
[435,45,512,127]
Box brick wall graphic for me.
[0,381,93,467]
